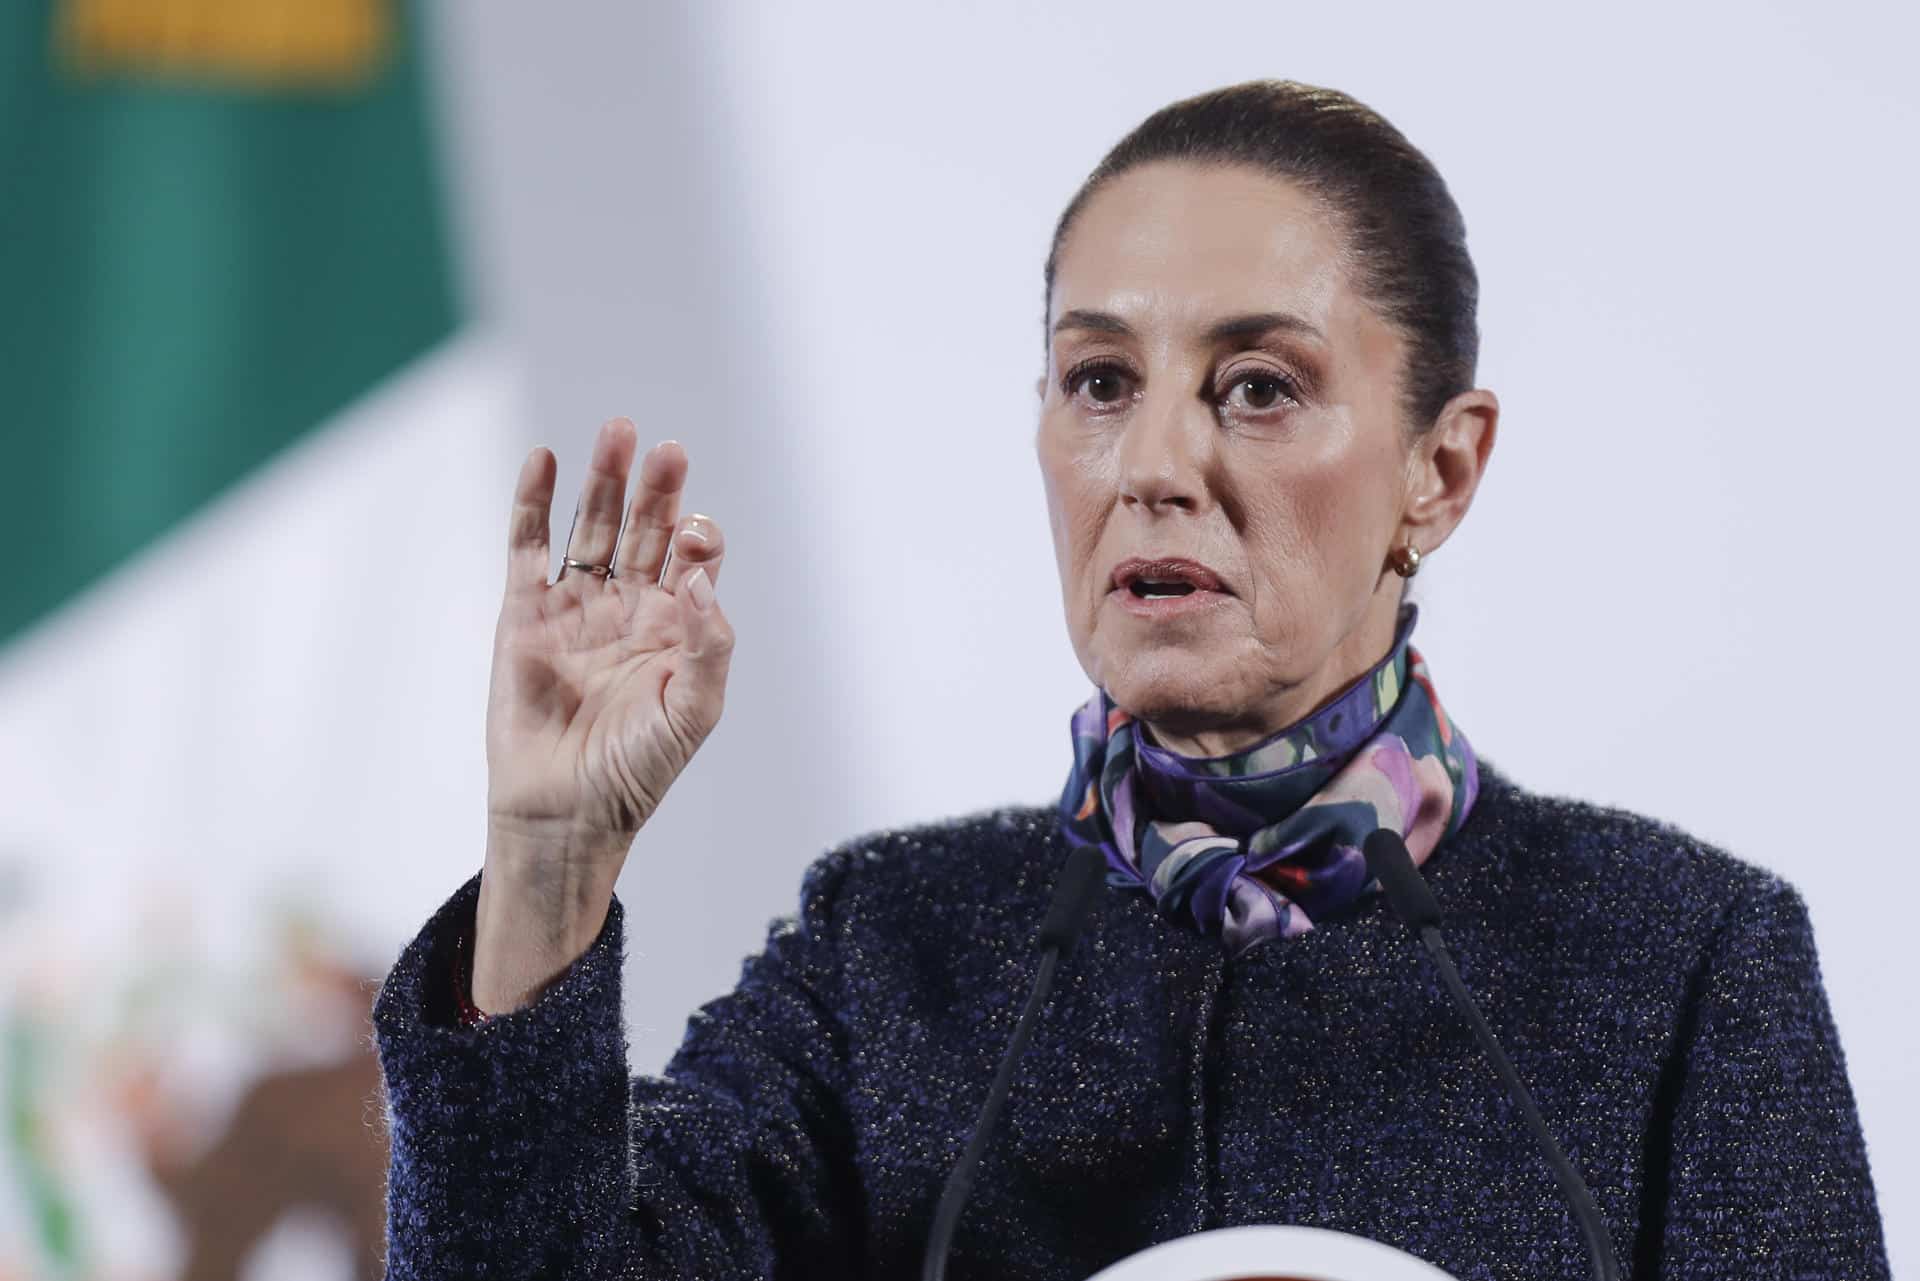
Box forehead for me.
[1049,160,1363,343]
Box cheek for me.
[1036,423,1110,579]
[1239,430,1389,601]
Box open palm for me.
[484,418,733,854]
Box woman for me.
[372,81,1889,1279]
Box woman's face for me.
[1036,160,1490,757]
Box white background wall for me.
[441,0,1917,1269]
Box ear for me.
[1034,373,1047,402]
[1400,387,1498,557]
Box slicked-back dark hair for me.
[1044,80,1478,433]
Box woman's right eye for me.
[1062,360,1136,408]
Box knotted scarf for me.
[1056,601,1478,956]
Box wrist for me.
[480,826,623,925]
[484,810,634,861]
[471,824,627,1013]
[486,810,627,881]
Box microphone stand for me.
[922,844,1105,1281]
[1363,828,1620,1281]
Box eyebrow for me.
[1050,309,1326,344]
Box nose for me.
[1118,386,1215,516]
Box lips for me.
[1109,557,1229,596]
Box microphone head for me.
[1036,845,1107,955]
[1362,828,1443,930]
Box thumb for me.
[663,567,733,745]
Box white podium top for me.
[1084,1225,1459,1281]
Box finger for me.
[561,418,638,573]
[506,447,557,590]
[659,513,726,594]
[663,567,734,747]
[612,439,687,582]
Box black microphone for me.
[922,843,1106,1281]
[1362,828,1620,1281]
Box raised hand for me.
[471,417,735,1013]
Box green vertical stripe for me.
[0,0,459,644]
[5,1013,82,1277]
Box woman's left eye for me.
[1218,371,1299,412]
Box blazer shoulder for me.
[802,801,1063,906]
[1471,755,1795,918]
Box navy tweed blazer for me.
[371,757,1890,1279]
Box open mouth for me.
[1110,556,1227,601]
[1128,580,1198,599]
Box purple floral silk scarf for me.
[1057,602,1479,956]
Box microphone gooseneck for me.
[922,843,1105,1281]
[1362,828,1620,1281]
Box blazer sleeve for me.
[1648,878,1890,1278]
[371,850,863,1280]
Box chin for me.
[1101,662,1249,735]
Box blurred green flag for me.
[0,0,458,646]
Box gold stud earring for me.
[1388,541,1422,577]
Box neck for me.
[1142,588,1408,759]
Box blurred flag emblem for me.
[1,0,462,1276]
[55,0,391,88]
